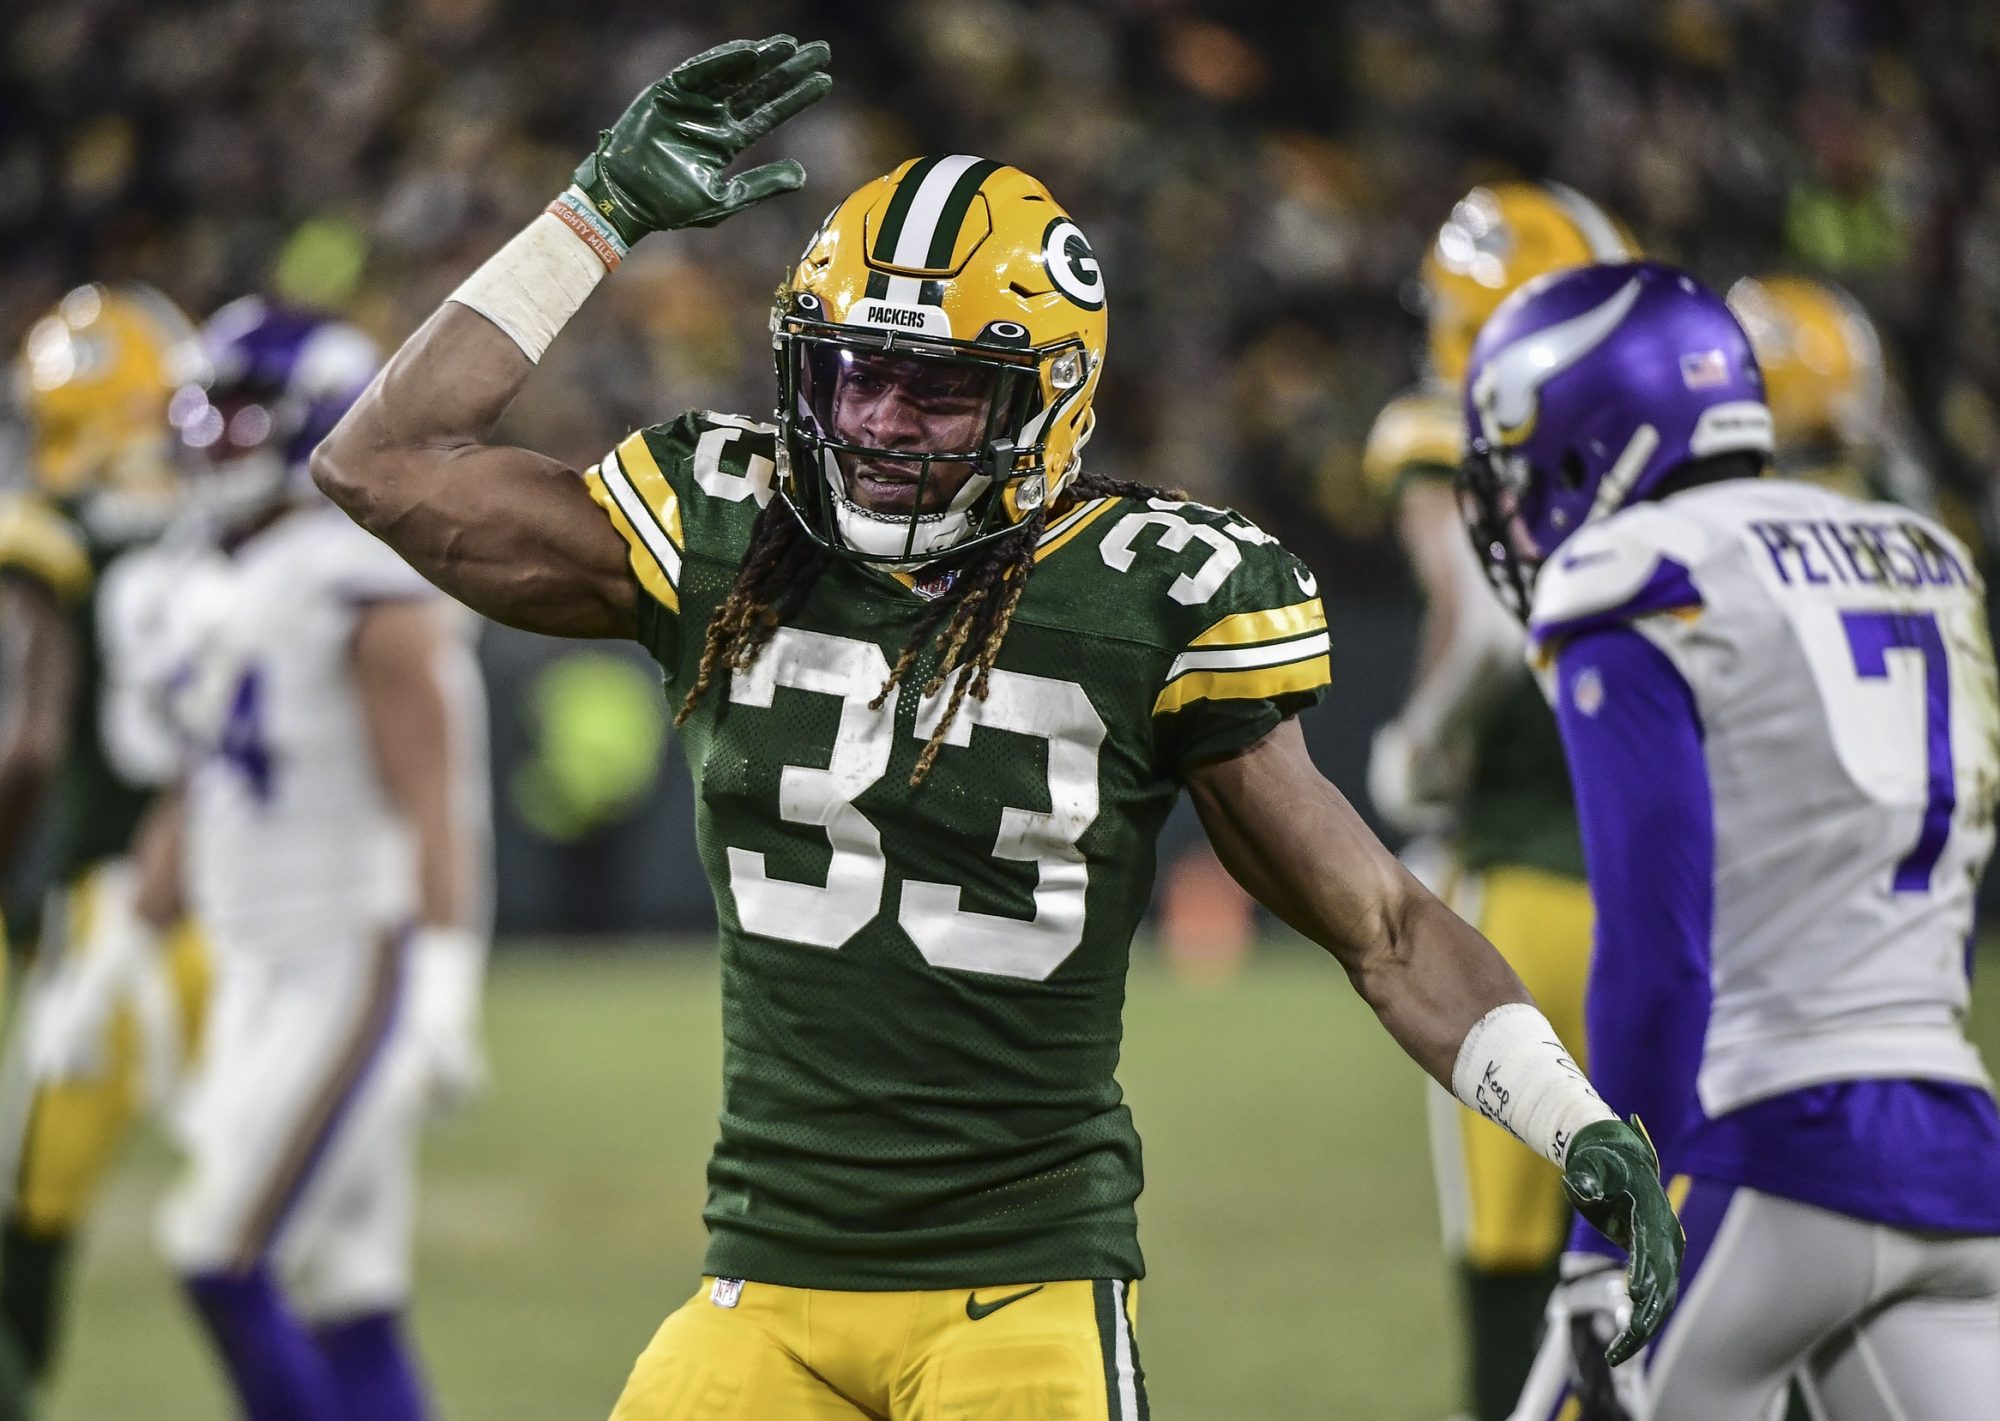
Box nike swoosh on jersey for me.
[1560,547,1618,571]
[965,1284,1045,1320]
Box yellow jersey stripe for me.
[583,467,678,612]
[1666,1173,1693,1216]
[1190,597,1325,649]
[1153,653,1330,716]
[1035,496,1119,563]
[613,432,684,549]
[597,446,682,587]
[0,499,90,603]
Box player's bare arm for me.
[353,596,491,1110]
[1369,476,1524,830]
[1191,716,1527,1081]
[1189,718,1683,1362]
[313,36,831,640]
[315,310,628,639]
[131,787,185,931]
[354,600,463,931]
[0,570,77,875]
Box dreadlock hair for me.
[676,469,1180,786]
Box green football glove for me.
[572,34,832,245]
[1561,1116,1686,1366]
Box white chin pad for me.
[822,450,978,560]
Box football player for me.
[312,37,1680,1419]
[1460,262,2000,1421]
[1365,182,1636,1421]
[124,297,490,1421]
[0,284,210,1410]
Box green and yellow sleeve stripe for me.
[1153,597,1330,715]
[582,431,683,613]
[0,498,91,603]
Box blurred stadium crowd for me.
[7,0,2000,591]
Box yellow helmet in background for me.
[774,155,1107,564]
[15,283,201,500]
[1725,273,1883,452]
[1421,181,1639,385]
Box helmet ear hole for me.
[1559,450,1589,490]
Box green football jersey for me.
[586,412,1330,1289]
[0,494,155,936]
[1361,387,1584,881]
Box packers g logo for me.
[1041,218,1105,311]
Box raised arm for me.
[313,308,630,639]
[312,35,832,639]
[1187,717,1683,1362]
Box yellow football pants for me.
[3,868,209,1234]
[611,1276,1147,1421]
[1429,865,1593,1272]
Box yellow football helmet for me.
[15,283,200,499]
[1421,181,1639,385]
[1725,273,1882,452]
[773,155,1107,563]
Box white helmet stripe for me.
[1473,277,1643,442]
[889,155,986,269]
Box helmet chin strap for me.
[1585,423,1660,524]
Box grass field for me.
[42,937,2000,1420]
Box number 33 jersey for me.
[1529,477,2000,1117]
[585,412,1330,1289]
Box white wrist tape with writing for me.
[1451,1001,1617,1167]
[447,202,610,364]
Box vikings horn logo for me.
[1472,276,1643,447]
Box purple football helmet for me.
[1458,260,1773,619]
[170,297,379,526]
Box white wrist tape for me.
[1452,1002,1616,1167]
[447,206,608,364]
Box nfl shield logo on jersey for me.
[710,1277,744,1309]
[912,567,961,602]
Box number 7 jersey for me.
[1529,477,2000,1118]
[585,412,1329,1289]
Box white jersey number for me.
[725,629,895,947]
[722,628,1103,980]
[901,669,1105,979]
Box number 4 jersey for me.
[117,507,474,961]
[585,412,1330,1289]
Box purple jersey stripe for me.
[230,929,407,1270]
[1531,555,1704,650]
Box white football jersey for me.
[140,507,483,958]
[1530,478,1999,1115]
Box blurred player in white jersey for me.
[122,298,491,1421]
[1460,261,2000,1420]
